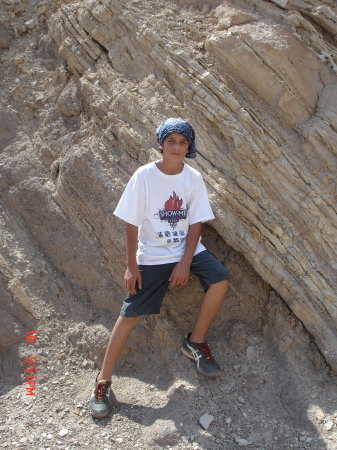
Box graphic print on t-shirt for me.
[155,191,188,230]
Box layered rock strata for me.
[0,0,337,373]
[47,0,337,369]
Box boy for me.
[89,118,230,418]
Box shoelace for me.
[94,382,108,401]
[198,342,213,361]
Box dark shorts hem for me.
[202,275,230,293]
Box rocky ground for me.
[1,313,337,450]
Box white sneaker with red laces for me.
[89,377,111,418]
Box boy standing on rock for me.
[89,118,230,418]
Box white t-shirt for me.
[114,161,215,265]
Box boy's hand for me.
[124,264,142,295]
[169,259,190,287]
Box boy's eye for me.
[166,138,188,144]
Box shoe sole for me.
[181,346,221,378]
[90,408,110,419]
[181,345,195,361]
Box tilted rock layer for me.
[0,0,337,375]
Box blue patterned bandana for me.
[156,118,197,159]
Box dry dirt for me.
[2,307,337,450]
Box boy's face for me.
[160,133,189,162]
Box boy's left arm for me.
[169,222,202,287]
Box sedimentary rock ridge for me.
[0,0,336,376]
[44,0,337,370]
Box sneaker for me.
[89,376,111,418]
[181,332,221,378]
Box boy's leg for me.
[97,262,174,382]
[89,316,139,418]
[190,279,229,343]
[99,315,141,381]
[182,251,230,377]
[90,263,174,418]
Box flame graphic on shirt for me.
[165,192,183,211]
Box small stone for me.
[200,4,210,15]
[324,421,333,431]
[246,345,258,362]
[236,438,251,446]
[37,5,48,15]
[199,413,214,430]
[316,408,325,423]
[12,56,23,66]
[59,429,68,437]
[25,19,36,30]
[238,396,245,403]
[17,25,27,35]
[226,417,232,424]
[182,436,189,444]
[116,437,123,442]
[46,434,53,439]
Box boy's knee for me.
[220,279,229,289]
[120,315,141,322]
[212,279,229,294]
[118,315,141,328]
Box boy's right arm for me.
[124,223,142,295]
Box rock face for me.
[0,0,337,378]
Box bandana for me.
[155,118,197,159]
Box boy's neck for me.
[156,159,184,175]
